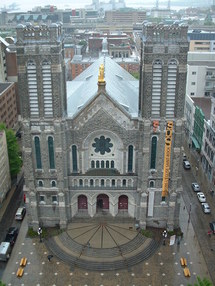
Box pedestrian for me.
[47,254,53,262]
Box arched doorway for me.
[78,195,88,211]
[97,194,109,211]
[118,195,128,210]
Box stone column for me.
[58,192,67,229]
[139,192,148,229]
[166,192,177,231]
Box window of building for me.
[101,160,104,168]
[91,161,95,168]
[96,160,100,168]
[166,59,177,118]
[128,145,133,172]
[42,60,53,117]
[150,136,157,169]
[90,179,93,186]
[34,136,42,169]
[39,195,45,204]
[79,179,83,186]
[106,161,109,168]
[152,59,162,117]
[48,136,55,169]
[111,160,114,168]
[191,82,196,85]
[38,180,43,187]
[27,60,39,117]
[52,195,58,204]
[112,179,115,186]
[72,145,78,172]
[190,92,195,96]
[101,179,104,186]
[205,92,210,97]
[51,180,56,187]
[149,180,155,188]
[192,71,196,75]
[123,179,126,186]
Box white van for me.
[0,242,11,261]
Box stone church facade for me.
[16,23,188,231]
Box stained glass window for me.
[72,145,78,172]
[150,136,157,169]
[34,136,42,169]
[48,136,55,169]
[128,145,133,172]
[92,136,113,155]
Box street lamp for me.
[38,227,42,243]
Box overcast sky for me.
[0,0,211,12]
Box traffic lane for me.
[182,169,215,284]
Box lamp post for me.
[38,227,42,243]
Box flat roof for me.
[0,83,13,94]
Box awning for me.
[191,136,200,150]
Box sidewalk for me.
[1,196,211,286]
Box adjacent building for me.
[0,130,11,203]
[16,23,188,231]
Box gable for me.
[72,93,137,131]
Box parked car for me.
[197,192,206,203]
[5,227,19,246]
[183,160,191,169]
[191,183,201,192]
[209,221,215,233]
[0,242,11,262]
[15,207,26,221]
[202,203,211,214]
[182,153,187,161]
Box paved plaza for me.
[1,197,212,286]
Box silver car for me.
[191,183,200,192]
[197,192,206,203]
[202,203,211,214]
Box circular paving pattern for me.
[46,221,160,271]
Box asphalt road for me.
[182,168,215,284]
[0,177,24,278]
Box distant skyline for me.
[0,0,212,12]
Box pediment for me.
[72,93,137,131]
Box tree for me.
[0,280,6,286]
[188,276,213,286]
[0,123,22,178]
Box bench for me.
[16,267,24,277]
[20,257,27,266]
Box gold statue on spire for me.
[98,64,105,83]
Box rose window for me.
[92,136,113,155]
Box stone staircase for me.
[46,231,160,271]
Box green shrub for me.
[141,229,153,238]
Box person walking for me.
[47,254,53,262]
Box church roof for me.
[67,56,139,118]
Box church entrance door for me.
[97,194,109,212]
[78,195,88,210]
[118,195,128,210]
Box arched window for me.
[111,160,114,168]
[90,179,94,186]
[96,160,100,168]
[101,160,104,168]
[149,180,155,188]
[38,180,43,187]
[166,59,177,118]
[152,59,162,117]
[51,180,56,187]
[72,145,78,172]
[27,60,39,117]
[150,136,157,169]
[101,179,104,186]
[79,179,83,186]
[123,179,126,186]
[42,60,53,117]
[48,136,55,169]
[128,145,133,172]
[91,161,95,168]
[106,161,109,168]
[112,179,115,186]
[34,136,42,169]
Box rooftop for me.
[67,56,139,118]
[191,97,211,121]
[0,83,12,94]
